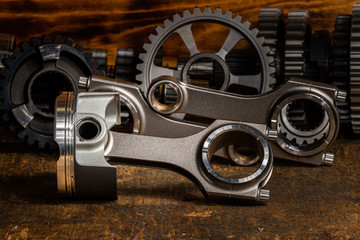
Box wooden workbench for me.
[0,0,360,239]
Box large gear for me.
[350,4,360,133]
[136,7,276,97]
[257,7,285,84]
[284,10,311,79]
[332,14,351,123]
[1,35,92,149]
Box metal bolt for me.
[258,189,270,203]
[266,129,278,141]
[78,76,89,90]
[336,90,347,103]
[322,152,334,166]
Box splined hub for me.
[1,36,92,149]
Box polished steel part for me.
[136,7,276,95]
[144,76,343,165]
[82,75,344,166]
[55,91,274,203]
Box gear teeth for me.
[193,7,201,15]
[183,9,191,18]
[27,135,35,145]
[20,42,30,51]
[224,10,232,19]
[54,35,63,44]
[155,26,164,35]
[143,43,151,52]
[173,13,181,22]
[29,37,40,46]
[243,21,251,29]
[234,15,242,23]
[75,43,84,52]
[65,38,74,46]
[138,53,146,62]
[204,6,212,15]
[148,34,157,43]
[38,141,46,149]
[9,123,17,132]
[42,35,51,44]
[17,129,26,139]
[164,19,172,28]
[214,8,222,15]
[350,4,360,132]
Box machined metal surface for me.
[80,75,344,166]
[55,90,274,203]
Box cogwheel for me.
[257,7,285,84]
[1,35,92,149]
[284,10,311,79]
[85,49,108,77]
[350,4,360,133]
[277,99,330,146]
[136,7,276,97]
[332,14,351,123]
[114,48,135,81]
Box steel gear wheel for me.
[114,48,135,81]
[332,14,351,123]
[284,10,311,79]
[85,49,108,77]
[350,4,360,133]
[257,7,285,84]
[1,35,92,149]
[136,7,276,96]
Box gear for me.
[257,7,285,84]
[85,49,108,77]
[284,10,311,79]
[136,7,276,97]
[277,99,330,146]
[305,30,331,82]
[350,4,360,133]
[332,14,351,123]
[1,35,92,149]
[114,48,135,81]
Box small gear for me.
[136,7,276,96]
[284,10,311,79]
[1,35,92,149]
[350,4,360,133]
[332,14,351,123]
[114,48,135,81]
[277,99,330,146]
[257,7,285,84]
[85,49,108,77]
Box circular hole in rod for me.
[202,124,270,184]
[148,78,183,114]
[77,119,101,141]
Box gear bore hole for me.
[77,119,100,141]
[29,71,74,118]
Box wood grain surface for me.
[0,0,360,239]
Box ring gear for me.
[284,10,311,79]
[136,7,276,96]
[1,35,92,149]
[332,14,351,123]
[258,7,285,84]
[350,4,360,133]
